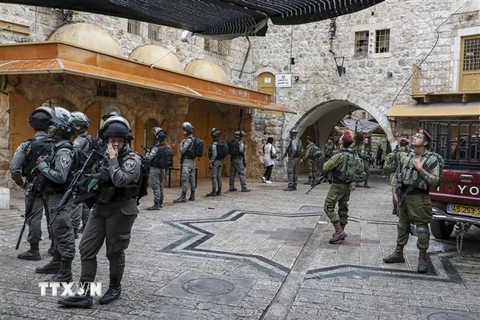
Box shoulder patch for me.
[60,155,71,168]
[124,158,137,171]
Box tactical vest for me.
[42,143,75,194]
[400,151,437,191]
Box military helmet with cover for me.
[49,107,75,139]
[29,106,54,131]
[182,122,194,134]
[70,111,90,133]
[289,129,298,137]
[154,127,167,142]
[99,115,134,141]
[234,130,245,138]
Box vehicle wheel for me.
[430,220,454,239]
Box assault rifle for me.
[306,170,331,194]
[49,150,102,227]
[16,175,42,250]
[141,145,151,154]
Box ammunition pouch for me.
[97,186,116,204]
[96,184,139,204]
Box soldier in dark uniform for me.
[59,115,141,307]
[70,111,94,235]
[355,136,371,188]
[9,106,54,260]
[34,107,77,281]
[146,127,168,210]
[207,128,224,196]
[384,129,440,273]
[283,129,302,191]
[229,130,251,192]
[322,131,355,244]
[174,122,196,203]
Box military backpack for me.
[338,150,366,183]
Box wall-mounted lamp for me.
[294,76,299,82]
[334,57,346,76]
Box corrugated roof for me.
[2,0,385,38]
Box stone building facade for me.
[0,1,479,186]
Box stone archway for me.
[291,95,394,148]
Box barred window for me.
[96,81,117,98]
[354,31,369,55]
[463,37,480,71]
[375,29,390,53]
[148,24,161,41]
[204,39,230,56]
[127,19,140,35]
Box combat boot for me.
[48,240,55,256]
[304,177,312,185]
[241,187,251,192]
[383,244,405,263]
[332,224,347,237]
[36,251,61,274]
[173,192,187,203]
[147,202,161,210]
[216,187,222,196]
[206,189,216,197]
[329,222,347,244]
[229,187,237,192]
[17,242,41,261]
[58,280,93,308]
[48,260,72,282]
[99,276,122,305]
[188,191,196,201]
[283,186,294,191]
[417,249,428,273]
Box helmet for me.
[155,127,167,142]
[70,111,90,133]
[183,122,194,134]
[211,128,221,138]
[234,130,245,138]
[290,129,298,136]
[29,106,54,131]
[99,115,134,141]
[101,107,122,121]
[49,107,75,139]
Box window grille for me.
[463,37,480,71]
[127,19,140,35]
[96,81,117,98]
[375,29,390,53]
[148,24,161,41]
[354,31,369,55]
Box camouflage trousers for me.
[323,183,351,225]
[396,193,432,250]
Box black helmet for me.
[234,130,245,138]
[29,106,54,131]
[183,122,194,134]
[50,107,75,139]
[155,127,167,142]
[99,116,133,141]
[290,129,298,135]
[211,128,221,138]
[101,107,122,121]
[70,111,90,133]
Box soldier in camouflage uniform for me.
[35,107,77,282]
[322,131,355,244]
[9,106,54,261]
[59,115,142,307]
[386,138,410,215]
[354,137,371,188]
[207,128,224,196]
[284,129,302,191]
[174,122,196,203]
[70,111,94,236]
[300,136,319,185]
[383,129,440,273]
[323,136,336,161]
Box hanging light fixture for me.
[334,57,346,76]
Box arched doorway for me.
[257,72,275,102]
[187,101,223,178]
[144,118,160,149]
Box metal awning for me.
[2,0,385,39]
[387,103,480,117]
[0,42,295,113]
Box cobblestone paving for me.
[1,173,479,319]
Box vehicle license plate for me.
[447,204,480,216]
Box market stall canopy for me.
[2,0,385,39]
[342,118,380,134]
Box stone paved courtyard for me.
[1,173,479,319]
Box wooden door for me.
[257,72,275,101]
[85,102,101,137]
[9,93,34,159]
[188,102,223,178]
[459,35,480,92]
